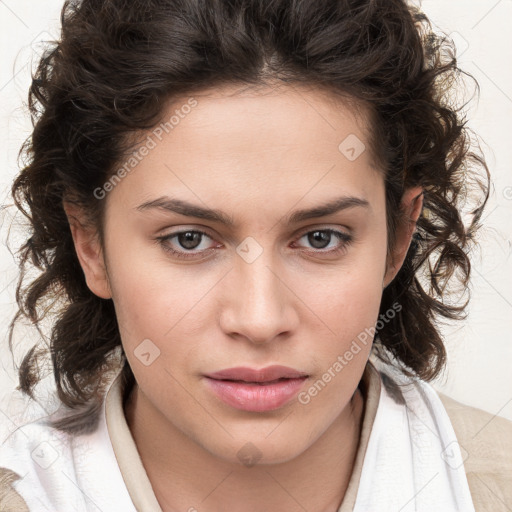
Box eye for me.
[293,229,353,257]
[156,229,217,260]
[155,227,354,260]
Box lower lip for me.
[204,377,307,412]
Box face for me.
[68,82,422,465]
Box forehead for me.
[106,82,384,216]
[167,82,374,157]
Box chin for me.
[201,432,313,468]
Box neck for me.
[124,383,365,512]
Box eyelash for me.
[155,228,354,260]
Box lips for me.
[204,365,309,412]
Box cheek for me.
[288,243,386,390]
[110,270,205,345]
[299,274,382,371]
[107,250,227,378]
[293,273,381,423]
[295,240,386,338]
[104,225,200,333]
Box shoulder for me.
[438,392,512,512]
[0,393,138,512]
[0,416,74,511]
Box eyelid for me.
[156,223,352,244]
[294,223,353,238]
[156,224,216,240]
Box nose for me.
[218,251,298,345]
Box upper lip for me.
[205,365,308,383]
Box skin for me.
[65,82,423,512]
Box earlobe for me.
[63,201,112,300]
[382,186,424,289]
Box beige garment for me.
[438,392,512,512]
[0,468,30,512]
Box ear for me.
[383,186,423,289]
[63,201,112,299]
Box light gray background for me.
[1,0,511,422]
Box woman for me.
[1,0,510,510]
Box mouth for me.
[203,366,309,412]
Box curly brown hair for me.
[7,0,490,433]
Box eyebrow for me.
[135,195,370,226]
